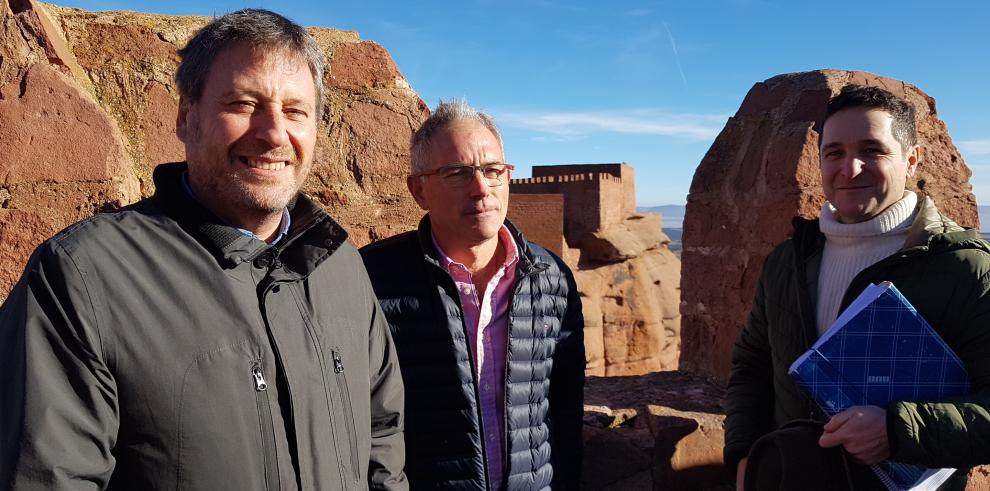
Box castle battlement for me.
[510,170,626,187]
[508,163,637,249]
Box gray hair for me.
[176,9,325,119]
[410,99,504,174]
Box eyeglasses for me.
[412,163,515,187]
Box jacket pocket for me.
[252,361,280,490]
[331,347,360,483]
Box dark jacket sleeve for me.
[366,280,408,491]
[0,242,118,489]
[887,266,990,468]
[723,256,777,474]
[549,263,585,490]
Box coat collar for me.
[151,162,348,274]
[414,214,549,275]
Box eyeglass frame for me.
[410,162,515,187]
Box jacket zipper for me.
[429,263,493,490]
[501,265,550,488]
[252,363,279,490]
[332,348,361,483]
[428,246,550,491]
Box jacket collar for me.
[414,214,549,275]
[151,162,349,275]
[902,195,970,249]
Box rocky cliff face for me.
[582,371,729,490]
[508,165,682,377]
[0,1,426,297]
[577,214,681,376]
[679,70,978,382]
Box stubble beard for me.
[226,164,307,213]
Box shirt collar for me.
[181,171,291,245]
[432,225,519,275]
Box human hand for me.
[819,405,890,464]
[736,457,747,491]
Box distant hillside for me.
[640,205,990,233]
[638,205,685,229]
[638,205,685,257]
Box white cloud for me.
[498,110,727,140]
[529,134,585,143]
[960,139,990,156]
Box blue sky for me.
[57,0,990,207]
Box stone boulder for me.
[583,371,731,490]
[578,242,681,376]
[0,1,427,299]
[679,70,978,382]
[582,214,667,262]
[0,1,140,295]
[509,165,683,377]
[581,371,988,491]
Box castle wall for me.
[511,174,603,246]
[619,164,636,217]
[597,173,630,231]
[507,193,565,257]
[514,163,636,245]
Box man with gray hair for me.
[0,9,406,490]
[360,100,585,490]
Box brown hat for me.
[744,420,855,491]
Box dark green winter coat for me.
[725,196,990,479]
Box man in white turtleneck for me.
[726,85,990,490]
[812,90,921,465]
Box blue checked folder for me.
[788,282,970,491]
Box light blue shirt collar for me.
[180,171,291,245]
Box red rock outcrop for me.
[582,370,988,490]
[576,215,681,376]
[680,70,978,382]
[509,164,682,376]
[0,1,426,298]
[583,371,730,490]
[0,1,140,295]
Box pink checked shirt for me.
[433,226,519,489]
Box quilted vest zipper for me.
[428,261,493,490]
[332,347,361,483]
[502,263,551,486]
[252,362,280,490]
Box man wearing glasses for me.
[360,100,585,490]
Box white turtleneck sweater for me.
[815,191,919,335]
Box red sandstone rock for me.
[583,371,731,490]
[46,5,427,248]
[583,214,666,262]
[509,164,682,377]
[0,2,139,294]
[578,246,681,376]
[968,467,990,490]
[328,41,403,91]
[0,64,130,185]
[680,70,978,382]
[1,2,427,297]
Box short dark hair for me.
[176,9,325,119]
[824,85,917,153]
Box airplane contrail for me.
[663,22,688,88]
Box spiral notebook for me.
[788,282,970,491]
